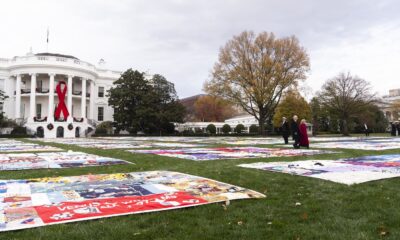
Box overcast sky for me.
[1,0,400,99]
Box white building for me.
[0,52,121,138]
[175,114,313,135]
[381,89,400,122]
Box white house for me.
[0,51,121,138]
[380,89,400,122]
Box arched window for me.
[36,126,44,138]
[75,127,80,138]
[56,126,64,138]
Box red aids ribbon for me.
[54,81,69,120]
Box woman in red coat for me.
[299,119,309,148]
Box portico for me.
[14,73,93,123]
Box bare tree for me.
[317,72,376,136]
[204,31,310,134]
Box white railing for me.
[2,55,98,72]
[0,55,121,79]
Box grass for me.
[2,136,400,239]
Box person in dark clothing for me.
[391,122,397,136]
[364,123,370,137]
[291,115,300,149]
[396,122,400,137]
[281,117,290,144]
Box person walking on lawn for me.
[299,119,310,149]
[291,115,300,149]
[281,117,290,144]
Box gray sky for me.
[1,0,400,98]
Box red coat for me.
[299,123,309,146]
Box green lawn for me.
[2,138,400,240]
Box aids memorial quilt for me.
[220,138,283,145]
[99,136,283,145]
[0,140,62,152]
[35,138,151,149]
[0,171,265,232]
[238,154,400,185]
[0,151,131,170]
[35,138,203,149]
[149,143,204,148]
[129,147,336,161]
[311,140,400,150]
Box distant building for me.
[175,114,257,133]
[224,114,259,127]
[381,88,400,122]
[179,94,206,121]
[175,114,312,135]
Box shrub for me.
[182,129,194,135]
[249,124,259,134]
[0,117,18,128]
[194,128,204,134]
[206,124,217,134]
[95,121,113,135]
[235,124,245,134]
[222,124,231,134]
[11,126,27,135]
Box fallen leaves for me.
[377,225,389,237]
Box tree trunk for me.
[258,114,267,136]
[342,119,349,136]
[259,120,264,136]
[312,118,318,136]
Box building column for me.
[29,73,37,122]
[48,73,55,122]
[81,78,87,119]
[89,80,95,120]
[67,75,73,122]
[15,74,22,119]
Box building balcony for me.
[36,88,50,94]
[15,88,90,98]
[72,90,82,96]
[33,116,47,122]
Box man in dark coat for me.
[291,115,300,149]
[281,117,290,144]
[364,123,370,137]
[391,122,396,136]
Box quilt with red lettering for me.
[0,171,265,231]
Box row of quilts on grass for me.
[129,147,337,161]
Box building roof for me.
[179,94,206,104]
[34,52,79,60]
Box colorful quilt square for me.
[0,171,265,232]
[238,154,400,185]
[0,151,132,170]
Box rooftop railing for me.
[0,55,122,78]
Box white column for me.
[48,73,55,122]
[15,74,21,119]
[67,75,73,122]
[81,78,87,119]
[29,73,37,122]
[89,80,95,120]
